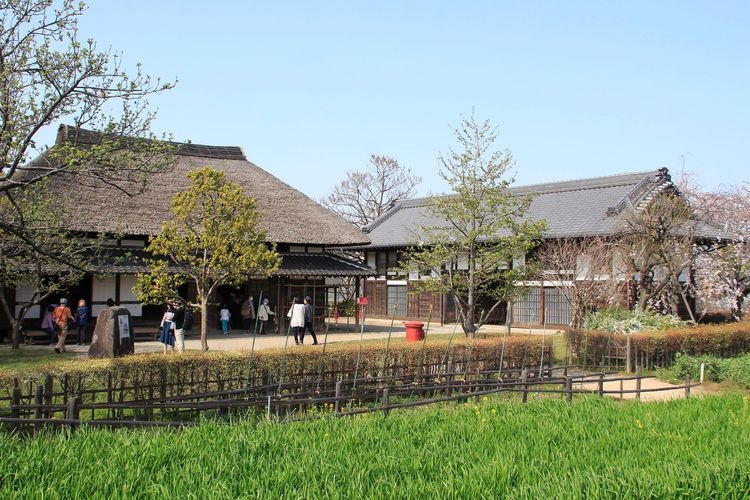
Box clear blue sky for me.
[57,1,750,199]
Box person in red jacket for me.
[53,298,74,354]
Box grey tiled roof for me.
[357,169,678,249]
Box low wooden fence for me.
[569,326,750,371]
[0,367,697,435]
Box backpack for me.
[182,308,194,331]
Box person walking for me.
[220,304,231,335]
[286,297,306,345]
[41,305,57,346]
[257,298,274,335]
[303,296,319,345]
[53,298,74,354]
[172,303,186,353]
[75,299,91,345]
[240,295,255,334]
[159,304,175,354]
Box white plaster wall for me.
[15,281,41,318]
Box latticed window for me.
[513,287,541,323]
[387,285,408,316]
[544,287,572,325]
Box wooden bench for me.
[23,329,52,345]
[132,326,160,342]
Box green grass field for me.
[0,346,76,374]
[1,394,748,497]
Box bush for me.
[336,298,356,317]
[0,336,551,407]
[582,306,688,334]
[666,353,750,388]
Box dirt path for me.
[576,376,708,401]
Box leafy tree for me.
[0,180,95,348]
[0,0,175,198]
[0,0,175,342]
[400,112,546,337]
[134,167,281,351]
[321,155,420,228]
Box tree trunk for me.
[0,286,20,349]
[200,301,209,351]
[505,299,513,336]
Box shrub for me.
[666,353,750,388]
[0,336,551,407]
[582,306,688,334]
[335,298,357,317]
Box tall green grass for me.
[1,394,748,497]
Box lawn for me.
[0,346,81,374]
[0,394,747,497]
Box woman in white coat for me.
[286,297,306,345]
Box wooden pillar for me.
[354,277,361,326]
[276,276,283,334]
[539,282,545,326]
[114,274,121,305]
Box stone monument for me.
[89,306,135,358]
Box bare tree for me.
[536,237,622,328]
[321,155,420,228]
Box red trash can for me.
[403,321,425,342]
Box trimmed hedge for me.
[570,322,750,370]
[1,336,551,408]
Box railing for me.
[0,367,696,435]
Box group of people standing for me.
[287,296,318,346]
[157,294,320,351]
[159,303,188,354]
[220,296,276,335]
[41,298,91,354]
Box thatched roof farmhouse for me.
[12,126,372,331]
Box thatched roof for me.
[41,125,370,246]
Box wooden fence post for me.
[684,375,691,399]
[521,369,528,403]
[598,373,604,397]
[626,335,632,373]
[11,386,21,419]
[34,386,43,436]
[44,374,53,408]
[382,388,390,417]
[565,376,573,402]
[67,396,80,433]
[635,367,642,401]
[334,381,342,415]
